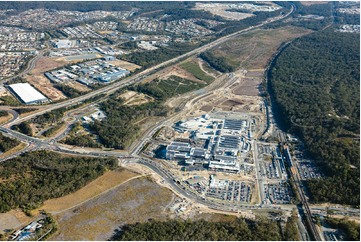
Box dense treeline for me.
[12,121,32,136]
[42,122,64,138]
[0,151,117,213]
[266,2,333,31]
[0,111,7,117]
[13,108,37,114]
[269,28,360,205]
[283,210,301,241]
[54,84,85,98]
[0,95,21,106]
[62,122,101,148]
[293,2,333,17]
[120,42,203,69]
[89,72,212,149]
[162,8,223,22]
[119,41,138,50]
[90,97,169,149]
[111,217,284,241]
[32,106,69,125]
[200,51,237,73]
[0,133,20,152]
[325,217,360,241]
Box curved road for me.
[4,4,294,128]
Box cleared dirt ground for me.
[193,3,254,20]
[118,90,154,106]
[211,26,311,70]
[142,65,201,84]
[25,57,67,101]
[0,209,32,233]
[110,59,141,71]
[50,177,175,241]
[301,1,328,6]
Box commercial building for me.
[8,83,48,104]
[52,39,75,48]
[165,114,253,173]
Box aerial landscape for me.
[0,1,359,241]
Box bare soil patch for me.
[246,70,264,77]
[142,65,201,84]
[50,177,174,241]
[26,74,66,101]
[66,81,91,92]
[222,99,244,107]
[193,3,254,20]
[211,26,312,70]
[232,77,262,96]
[301,1,328,6]
[200,105,213,112]
[119,91,154,106]
[33,56,66,73]
[0,209,32,233]
[110,59,141,71]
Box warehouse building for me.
[8,83,48,104]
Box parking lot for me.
[206,179,252,203]
[260,158,287,180]
[297,160,322,180]
[266,182,292,204]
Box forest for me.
[0,150,117,213]
[111,215,301,241]
[200,51,237,73]
[89,71,213,149]
[0,111,7,117]
[11,121,32,136]
[0,133,20,153]
[54,84,86,98]
[325,217,360,241]
[269,28,360,205]
[119,42,205,69]
[89,94,169,149]
[62,122,101,148]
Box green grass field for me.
[180,61,214,83]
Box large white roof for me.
[9,83,47,104]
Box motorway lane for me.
[5,5,294,128]
[0,5,298,213]
[136,157,294,214]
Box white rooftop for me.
[9,83,47,104]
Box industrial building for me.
[95,69,130,83]
[8,83,48,104]
[52,39,76,48]
[45,59,130,85]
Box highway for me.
[0,3,300,214]
[3,4,294,128]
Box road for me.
[3,4,294,129]
[0,3,298,213]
